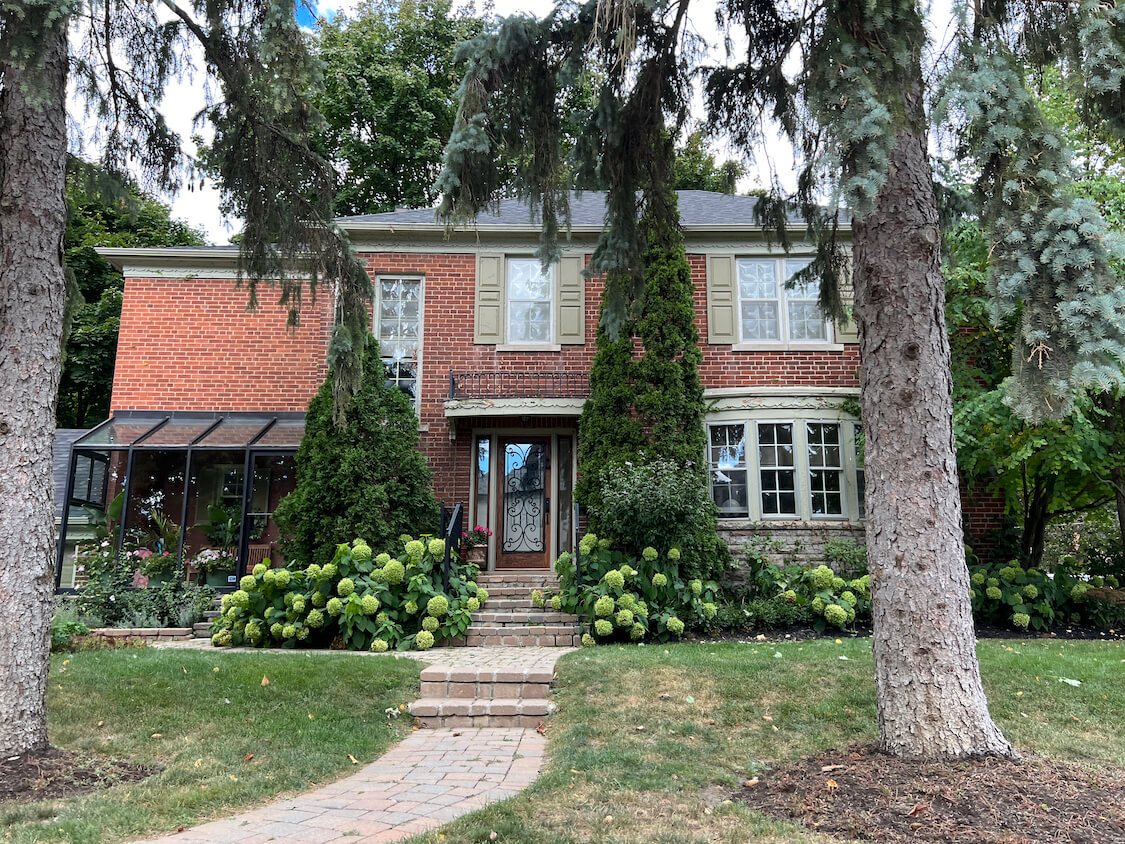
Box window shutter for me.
[475,254,504,345]
[556,255,585,344]
[706,255,738,345]
[835,259,859,344]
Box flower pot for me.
[466,545,487,567]
[205,570,237,589]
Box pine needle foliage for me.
[274,335,439,568]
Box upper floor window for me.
[737,257,829,343]
[375,276,422,403]
[506,258,553,344]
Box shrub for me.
[774,563,871,633]
[50,613,90,652]
[274,335,438,567]
[969,560,1090,631]
[210,534,482,651]
[63,569,216,628]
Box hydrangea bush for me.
[967,560,1107,631]
[210,535,483,651]
[544,533,719,644]
[779,563,871,632]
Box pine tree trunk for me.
[0,15,69,757]
[852,82,1014,758]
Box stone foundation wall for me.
[718,521,867,578]
[88,627,193,642]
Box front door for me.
[497,438,551,569]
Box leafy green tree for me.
[1,0,371,757]
[672,131,742,193]
[313,0,482,215]
[275,336,438,568]
[60,159,205,428]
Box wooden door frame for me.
[495,436,552,570]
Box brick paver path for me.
[135,646,574,844]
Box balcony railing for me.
[448,371,590,400]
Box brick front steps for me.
[468,570,581,647]
[192,609,221,639]
[409,663,559,728]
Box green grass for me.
[4,648,420,844]
[409,637,1125,844]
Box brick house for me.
[54,190,999,589]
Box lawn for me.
[3,648,421,844]
[409,637,1125,844]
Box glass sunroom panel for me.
[196,417,274,447]
[255,420,305,447]
[139,420,217,447]
[76,417,166,447]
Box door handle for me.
[545,497,550,525]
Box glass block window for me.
[736,257,829,343]
[709,424,749,517]
[757,423,796,516]
[807,422,843,516]
[507,258,553,343]
[376,276,422,401]
[785,258,827,341]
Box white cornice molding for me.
[444,397,586,418]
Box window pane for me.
[784,258,817,298]
[508,301,552,343]
[788,301,827,340]
[738,259,777,299]
[376,277,422,401]
[709,425,748,517]
[808,423,843,516]
[474,436,490,544]
[558,436,574,554]
[741,301,780,341]
[759,425,797,515]
[507,260,551,300]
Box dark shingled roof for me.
[54,429,89,521]
[335,190,776,227]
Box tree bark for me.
[0,14,69,756]
[853,78,1014,759]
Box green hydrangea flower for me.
[619,565,636,578]
[594,619,613,637]
[841,591,857,606]
[550,595,563,611]
[282,624,297,639]
[1090,576,1105,588]
[642,547,658,561]
[428,539,445,558]
[971,572,986,586]
[598,538,612,551]
[578,533,597,556]
[415,630,435,650]
[306,609,325,628]
[690,579,702,596]
[1071,582,1090,599]
[233,620,246,633]
[422,616,439,632]
[1022,584,1038,600]
[270,622,283,639]
[987,577,1000,588]
[594,595,615,618]
[225,606,238,621]
[466,581,478,591]
[291,597,306,614]
[211,629,232,647]
[849,575,871,598]
[221,594,232,612]
[824,604,848,628]
[811,565,834,591]
[666,617,685,636]
[252,563,268,577]
[630,622,645,640]
[273,569,290,588]
[370,638,389,653]
[383,559,405,585]
[305,564,321,579]
[783,589,797,603]
[231,590,250,609]
[811,597,826,615]
[263,569,278,587]
[239,575,256,591]
[581,632,596,647]
[427,595,449,617]
[969,589,977,599]
[652,573,668,588]
[398,533,413,545]
[375,612,388,626]
[476,588,489,602]
[375,553,391,565]
[297,626,311,640]
[312,591,327,608]
[1012,612,1030,630]
[616,609,634,628]
[327,597,344,616]
[371,568,388,584]
[322,563,338,579]
[466,597,480,612]
[986,586,1003,600]
[337,578,355,598]
[352,543,372,560]
[405,540,425,561]
[1107,575,1120,589]
[703,602,717,620]
[846,608,856,622]
[667,548,681,561]
[603,570,625,590]
[831,577,846,592]
[635,601,648,617]
[404,600,419,615]
[531,589,545,608]
[359,594,378,615]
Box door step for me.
[471,611,573,625]
[409,665,558,728]
[463,623,581,647]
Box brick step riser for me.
[464,632,581,647]
[471,612,577,625]
[420,680,551,699]
[477,587,542,597]
[413,714,548,729]
[482,598,551,610]
[476,577,560,588]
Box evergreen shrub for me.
[275,335,438,567]
[209,536,481,651]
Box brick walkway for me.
[135,646,574,844]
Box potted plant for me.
[462,526,492,566]
[189,548,237,588]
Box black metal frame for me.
[439,502,464,594]
[448,371,589,400]
[55,411,303,592]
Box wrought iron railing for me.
[439,502,464,593]
[448,371,590,400]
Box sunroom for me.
[56,411,303,591]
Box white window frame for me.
[805,420,846,520]
[734,257,834,349]
[373,274,424,410]
[708,422,751,519]
[504,257,555,347]
[755,421,799,519]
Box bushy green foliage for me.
[275,335,438,567]
[545,535,719,644]
[49,613,90,652]
[1043,506,1125,580]
[780,564,871,633]
[968,560,1103,631]
[61,568,215,629]
[822,539,867,574]
[210,536,480,651]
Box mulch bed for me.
[691,623,1124,644]
[735,743,1125,843]
[0,747,157,805]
